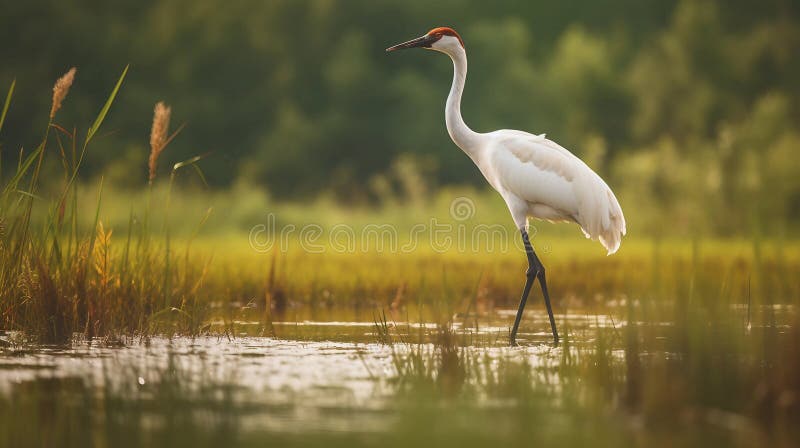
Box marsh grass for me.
[376,296,799,446]
[350,249,799,446]
[0,68,214,343]
[0,68,799,446]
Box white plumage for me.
[482,130,626,254]
[419,32,627,255]
[388,27,626,344]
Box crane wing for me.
[488,130,626,254]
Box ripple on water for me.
[0,315,584,432]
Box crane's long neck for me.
[445,48,481,157]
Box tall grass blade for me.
[2,143,43,196]
[172,152,211,186]
[87,176,104,256]
[172,153,210,172]
[86,65,128,144]
[0,79,14,134]
[190,164,208,187]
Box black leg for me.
[509,230,559,345]
[509,262,535,346]
[535,258,559,345]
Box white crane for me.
[387,27,626,346]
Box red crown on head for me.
[427,27,464,48]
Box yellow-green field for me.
[2,230,799,447]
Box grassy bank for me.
[3,228,798,340]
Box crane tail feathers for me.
[599,189,625,255]
[575,176,626,256]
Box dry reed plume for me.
[49,67,76,120]
[149,101,171,183]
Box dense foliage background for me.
[1,0,798,236]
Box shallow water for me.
[0,309,567,434]
[0,304,790,444]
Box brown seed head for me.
[50,67,77,120]
[148,101,171,183]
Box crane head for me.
[386,27,464,53]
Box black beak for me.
[386,34,436,52]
